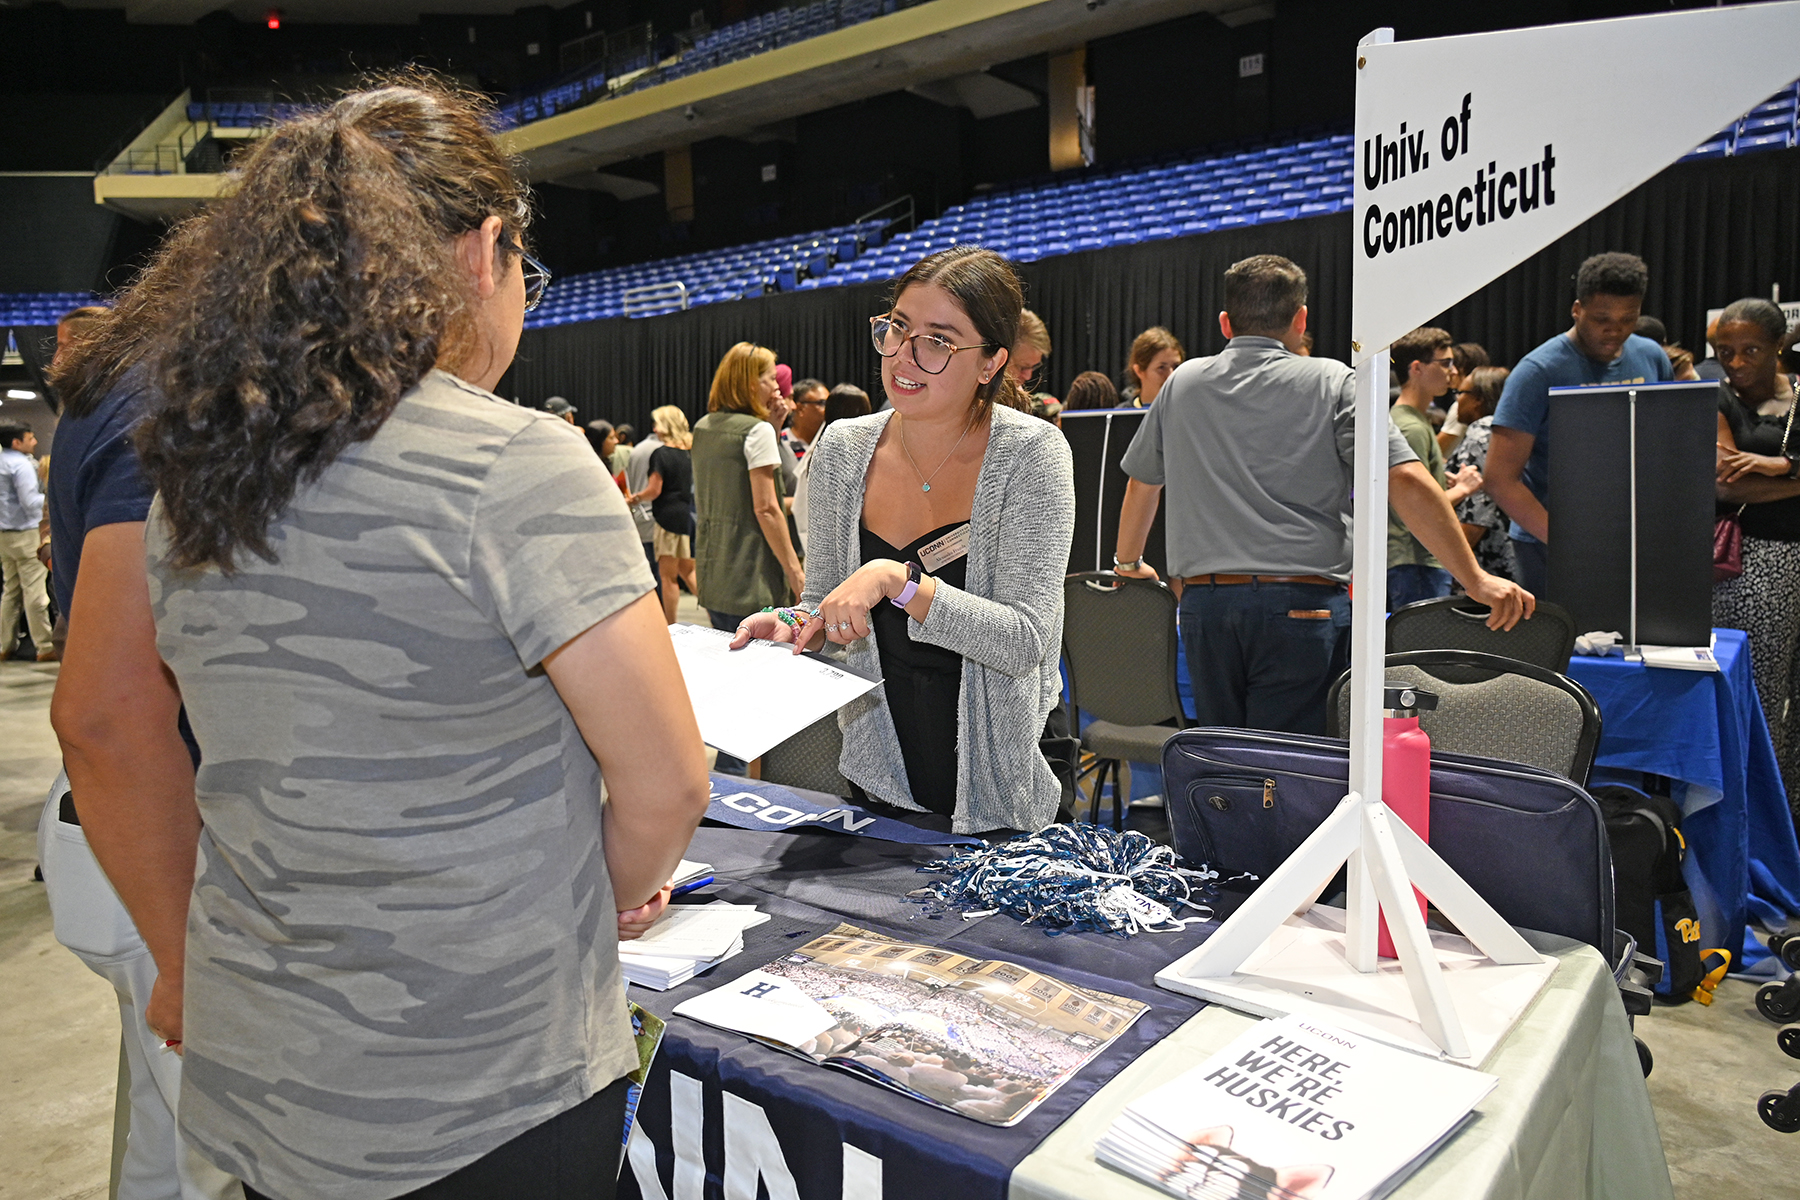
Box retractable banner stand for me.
[1161,3,1800,1059]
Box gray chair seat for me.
[1082,720,1178,764]
[1328,650,1602,785]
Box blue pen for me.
[671,876,715,897]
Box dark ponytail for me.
[888,246,1033,413]
[135,74,531,572]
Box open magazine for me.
[1096,1014,1496,1200]
[674,923,1148,1126]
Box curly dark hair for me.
[133,76,531,572]
[1575,252,1648,302]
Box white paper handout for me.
[673,969,840,1046]
[618,903,771,991]
[1096,1013,1496,1200]
[668,623,882,762]
[626,904,763,960]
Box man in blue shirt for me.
[43,354,239,1199]
[0,420,55,660]
[1487,252,1673,594]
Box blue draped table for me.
[1565,628,1800,950]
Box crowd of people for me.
[5,72,1798,1200]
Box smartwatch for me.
[891,560,923,608]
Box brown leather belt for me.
[1181,573,1340,587]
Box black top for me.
[648,444,694,536]
[1719,387,1800,543]
[861,520,968,817]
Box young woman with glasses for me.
[730,246,1075,834]
[78,80,710,1200]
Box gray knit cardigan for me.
[801,404,1075,834]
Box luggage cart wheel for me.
[1781,1027,1800,1060]
[1783,936,1800,973]
[1758,1085,1800,1133]
[1758,980,1800,1023]
[1635,1036,1653,1077]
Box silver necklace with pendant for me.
[899,409,978,493]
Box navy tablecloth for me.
[1565,628,1800,944]
[619,823,1225,1200]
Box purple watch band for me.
[891,561,922,608]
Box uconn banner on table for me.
[1349,1,1800,364]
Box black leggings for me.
[244,1076,631,1200]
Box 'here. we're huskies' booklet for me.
[1096,1014,1496,1200]
[673,923,1147,1126]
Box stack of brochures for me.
[1095,1014,1496,1199]
[671,859,713,889]
[620,902,769,991]
[673,923,1148,1125]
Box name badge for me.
[918,524,971,573]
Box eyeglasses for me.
[794,396,827,408]
[511,242,551,312]
[871,316,992,375]
[1430,356,1457,371]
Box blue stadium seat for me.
[1681,139,1732,161]
[1737,130,1793,154]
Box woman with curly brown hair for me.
[76,81,711,1200]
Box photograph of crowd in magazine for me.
[675,923,1147,1125]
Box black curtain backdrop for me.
[506,148,1799,434]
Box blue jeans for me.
[706,609,750,776]
[1178,580,1351,736]
[1386,564,1452,613]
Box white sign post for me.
[1162,3,1800,1057]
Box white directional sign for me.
[1350,1,1800,364]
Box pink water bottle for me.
[1377,684,1437,960]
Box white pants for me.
[37,771,240,1200]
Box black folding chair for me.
[1387,595,1578,672]
[1062,572,1186,828]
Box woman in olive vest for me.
[693,342,804,631]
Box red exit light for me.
[266,9,281,29]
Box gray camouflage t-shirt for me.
[146,370,657,1199]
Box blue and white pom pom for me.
[913,824,1220,936]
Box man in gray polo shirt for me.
[1114,254,1532,735]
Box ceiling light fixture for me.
[5,389,36,401]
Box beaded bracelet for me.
[758,605,815,629]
